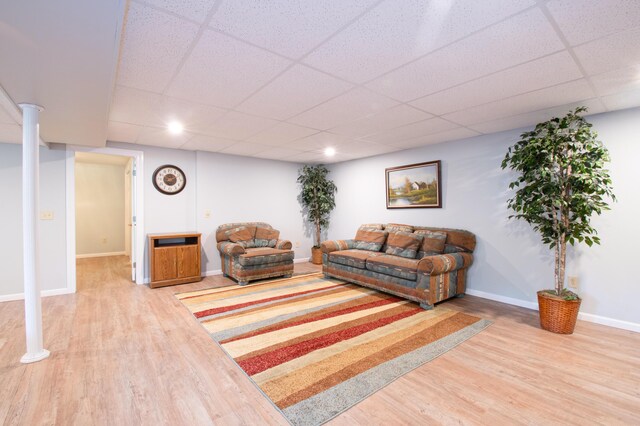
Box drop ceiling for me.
[2,1,640,163]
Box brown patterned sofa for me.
[216,222,294,286]
[321,223,475,309]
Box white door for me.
[124,159,132,261]
[130,159,137,282]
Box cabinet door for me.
[177,245,200,278]
[153,247,177,281]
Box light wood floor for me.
[1,256,639,425]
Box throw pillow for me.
[254,226,280,248]
[385,232,423,258]
[415,230,447,257]
[353,229,388,251]
[228,225,257,248]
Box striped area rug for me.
[176,273,490,425]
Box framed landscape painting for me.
[386,160,442,208]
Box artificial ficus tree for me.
[501,107,615,299]
[297,165,337,248]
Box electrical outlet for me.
[295,241,301,248]
[39,210,54,220]
[568,276,579,290]
[204,209,211,219]
[102,237,108,244]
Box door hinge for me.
[132,215,136,224]
[133,262,136,268]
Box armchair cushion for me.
[254,226,280,248]
[415,230,447,257]
[417,252,473,274]
[227,225,257,248]
[238,247,294,266]
[275,239,292,250]
[385,231,422,259]
[353,229,388,251]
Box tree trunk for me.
[556,234,567,295]
[315,218,321,248]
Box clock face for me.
[152,165,186,195]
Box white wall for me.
[75,161,125,255]
[327,107,640,327]
[0,143,68,298]
[196,151,314,274]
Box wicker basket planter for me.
[311,247,323,265]
[537,291,582,334]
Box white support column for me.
[19,103,50,364]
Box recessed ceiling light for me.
[167,121,183,135]
[324,147,336,157]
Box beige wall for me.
[75,161,125,255]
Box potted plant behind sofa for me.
[501,107,615,334]
[297,165,337,264]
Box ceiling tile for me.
[288,88,399,130]
[443,79,595,126]
[468,98,606,134]
[590,66,640,97]
[106,121,143,143]
[366,8,564,101]
[236,64,353,120]
[364,117,459,144]
[219,141,270,156]
[410,51,582,115]
[0,123,22,144]
[142,0,219,24]
[284,151,329,164]
[283,131,351,151]
[180,134,237,152]
[329,104,432,138]
[117,3,200,92]
[167,29,292,108]
[109,85,162,124]
[600,88,640,111]
[145,96,228,134]
[312,139,397,157]
[573,27,640,76]
[246,122,318,146]
[205,111,278,140]
[135,126,193,149]
[252,146,306,160]
[304,0,534,83]
[394,127,480,149]
[0,106,15,124]
[546,0,640,46]
[208,0,379,59]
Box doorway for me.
[65,146,145,292]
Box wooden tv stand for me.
[149,232,202,288]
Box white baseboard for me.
[205,269,222,277]
[76,251,126,259]
[465,288,639,333]
[0,288,75,303]
[294,257,310,263]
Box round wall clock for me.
[152,164,186,195]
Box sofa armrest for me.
[217,241,246,256]
[418,252,473,274]
[275,239,292,250]
[321,239,354,253]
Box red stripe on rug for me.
[220,296,398,344]
[237,307,422,376]
[193,284,344,318]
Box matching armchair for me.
[215,222,294,286]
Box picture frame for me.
[385,160,442,209]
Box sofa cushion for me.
[353,229,388,251]
[227,225,257,248]
[254,226,280,248]
[328,249,385,269]
[384,232,423,259]
[415,230,447,257]
[238,247,294,266]
[384,223,414,233]
[366,255,420,281]
[359,223,384,230]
